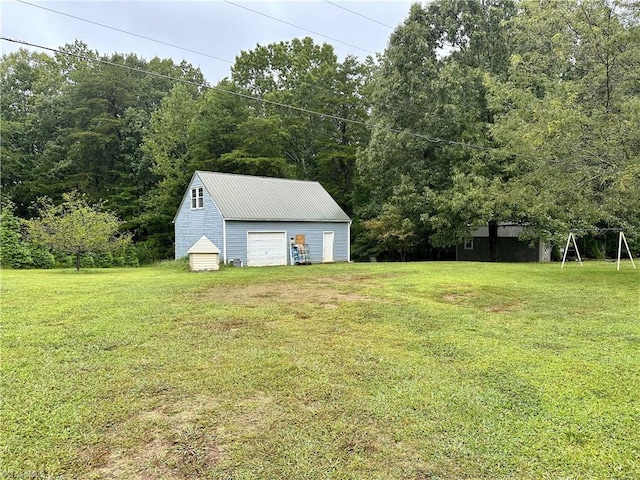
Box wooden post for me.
[488,220,498,262]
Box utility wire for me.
[2,36,499,153]
[5,36,621,189]
[222,0,376,56]
[0,37,382,131]
[12,36,612,172]
[16,0,233,65]
[323,0,457,50]
[323,0,395,29]
[2,37,621,199]
[13,0,378,108]
[14,0,451,126]
[10,35,615,178]
[12,0,491,133]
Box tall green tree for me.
[360,0,535,261]
[232,37,372,213]
[422,0,640,256]
[357,3,457,259]
[487,0,640,240]
[53,52,203,216]
[186,81,253,171]
[315,55,372,211]
[138,82,202,257]
[358,4,441,209]
[1,44,204,220]
[421,0,520,261]
[0,49,66,216]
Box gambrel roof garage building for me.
[174,171,351,267]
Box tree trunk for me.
[488,220,499,262]
[76,252,81,271]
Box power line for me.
[16,0,233,65]
[10,36,609,176]
[14,0,449,126]
[13,0,379,108]
[2,36,622,202]
[16,0,400,64]
[0,37,375,128]
[323,0,457,50]
[222,0,376,56]
[1,36,500,154]
[11,0,495,133]
[323,1,395,29]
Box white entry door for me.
[323,231,334,263]
[247,232,287,266]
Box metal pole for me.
[561,232,572,269]
[620,232,636,270]
[572,232,583,266]
[617,231,623,271]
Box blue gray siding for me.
[225,221,350,266]
[174,176,224,259]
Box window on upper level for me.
[464,239,474,250]
[191,187,203,209]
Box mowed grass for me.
[1,261,639,479]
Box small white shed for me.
[187,236,220,271]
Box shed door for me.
[323,231,334,263]
[247,232,287,267]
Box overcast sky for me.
[1,0,415,83]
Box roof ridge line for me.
[196,170,320,185]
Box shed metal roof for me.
[471,224,524,238]
[195,171,350,222]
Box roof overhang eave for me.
[224,217,351,223]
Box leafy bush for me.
[55,254,74,268]
[124,245,139,267]
[93,251,114,268]
[112,255,126,267]
[1,200,33,269]
[135,238,170,265]
[4,245,33,269]
[583,237,605,260]
[29,246,55,269]
[79,254,95,268]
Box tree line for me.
[2,0,639,266]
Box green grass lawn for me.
[2,261,639,479]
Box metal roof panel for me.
[196,171,350,222]
[471,224,524,238]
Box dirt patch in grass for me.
[91,395,220,479]
[484,302,525,313]
[232,393,276,434]
[441,291,477,305]
[313,275,376,283]
[441,286,526,314]
[90,393,286,479]
[199,281,371,308]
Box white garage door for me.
[247,232,287,266]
